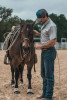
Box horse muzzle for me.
[22,46,30,52]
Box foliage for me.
[0,6,67,42]
[49,14,67,42]
[0,6,20,42]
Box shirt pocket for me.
[41,29,48,37]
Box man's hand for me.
[33,30,40,36]
[34,44,41,49]
[34,39,56,49]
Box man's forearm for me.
[41,39,56,48]
[33,30,40,36]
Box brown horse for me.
[8,20,37,94]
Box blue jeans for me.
[41,47,56,100]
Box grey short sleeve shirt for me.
[40,18,57,44]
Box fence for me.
[55,42,67,49]
[0,42,67,50]
[0,42,4,50]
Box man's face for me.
[41,16,48,24]
[36,16,48,24]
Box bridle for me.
[22,38,30,42]
[20,36,33,62]
[20,25,34,62]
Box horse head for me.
[20,19,35,53]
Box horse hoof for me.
[27,92,34,94]
[14,91,20,94]
[4,62,10,65]
[27,89,34,94]
[14,88,20,94]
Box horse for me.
[7,20,37,94]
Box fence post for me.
[0,42,4,50]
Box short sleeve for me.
[49,26,57,40]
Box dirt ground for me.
[0,50,67,100]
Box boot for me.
[37,95,45,99]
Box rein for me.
[20,41,32,62]
[20,40,36,72]
[20,47,30,61]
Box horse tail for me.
[34,58,36,72]
[34,51,37,72]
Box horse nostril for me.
[22,46,30,52]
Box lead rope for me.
[6,29,20,52]
[56,51,61,100]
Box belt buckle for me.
[42,48,47,50]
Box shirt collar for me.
[41,18,50,30]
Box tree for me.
[0,6,20,42]
[0,6,67,42]
[0,6,13,21]
[49,13,67,42]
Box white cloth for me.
[40,18,57,44]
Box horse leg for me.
[27,66,33,94]
[14,68,20,94]
[19,64,24,87]
[11,66,15,88]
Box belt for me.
[42,48,47,50]
[42,47,54,51]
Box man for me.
[34,9,57,100]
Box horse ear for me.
[20,19,25,27]
[31,21,36,27]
